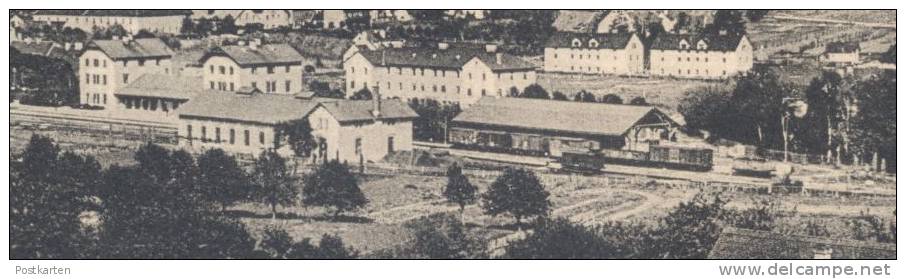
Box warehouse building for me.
[449,97,679,156]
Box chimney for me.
[485,44,497,53]
[438,42,449,50]
[371,86,382,117]
[495,53,503,65]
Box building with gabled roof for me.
[708,227,896,259]
[450,97,679,155]
[822,42,861,65]
[649,33,753,79]
[113,74,206,120]
[543,32,644,75]
[343,42,537,104]
[78,37,175,109]
[32,10,190,34]
[191,10,292,30]
[177,89,416,162]
[199,42,305,94]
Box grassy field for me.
[536,72,725,112]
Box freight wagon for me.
[559,145,714,173]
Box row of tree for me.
[10,135,360,259]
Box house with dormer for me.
[198,41,305,94]
[649,33,753,79]
[543,32,645,75]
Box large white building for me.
[177,90,417,163]
[199,42,305,94]
[543,32,645,75]
[343,43,538,105]
[821,42,861,65]
[191,10,293,30]
[33,10,190,34]
[649,33,753,79]
[78,38,175,110]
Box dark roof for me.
[10,41,57,56]
[201,44,304,67]
[85,38,174,60]
[651,33,745,51]
[179,92,416,125]
[825,42,861,53]
[545,32,636,49]
[355,44,536,72]
[452,97,668,136]
[708,227,896,259]
[115,74,205,100]
[34,10,191,17]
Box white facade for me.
[78,48,172,110]
[201,51,304,94]
[649,35,754,79]
[543,34,645,75]
[33,14,186,34]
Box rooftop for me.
[355,44,536,72]
[708,227,896,259]
[452,97,669,136]
[85,38,174,60]
[115,74,206,101]
[35,10,191,17]
[545,32,637,49]
[650,33,746,51]
[201,43,304,67]
[179,92,417,125]
[825,42,861,53]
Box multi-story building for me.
[343,43,538,105]
[78,37,174,109]
[33,10,190,34]
[199,41,305,94]
[543,32,645,75]
[191,10,292,29]
[649,33,753,79]
[177,89,417,162]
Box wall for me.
[178,117,282,156]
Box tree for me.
[551,91,568,101]
[442,163,477,224]
[508,86,520,97]
[403,213,485,259]
[258,227,356,259]
[481,168,551,228]
[251,150,297,219]
[704,10,747,37]
[654,192,728,259]
[316,234,359,259]
[849,71,896,171]
[301,160,368,218]
[20,134,60,182]
[745,10,769,22]
[180,17,195,36]
[504,218,633,259]
[629,96,648,106]
[221,15,238,34]
[803,71,855,159]
[519,84,550,99]
[349,87,373,100]
[600,94,624,104]
[574,90,597,103]
[195,17,214,35]
[197,149,250,212]
[673,11,690,34]
[879,44,896,64]
[276,118,316,159]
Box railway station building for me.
[448,97,680,156]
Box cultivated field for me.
[536,72,724,111]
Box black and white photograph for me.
[4,3,899,278]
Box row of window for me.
[211,65,293,75]
[351,66,530,81]
[85,93,107,105]
[209,80,292,93]
[123,97,177,112]
[350,80,498,97]
[85,74,107,85]
[555,53,638,61]
[186,125,267,146]
[659,56,727,63]
[85,58,160,67]
[657,68,730,76]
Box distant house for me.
[445,10,488,20]
[369,10,412,24]
[32,10,190,34]
[450,97,679,155]
[199,42,305,94]
[291,10,320,28]
[191,10,292,30]
[113,74,206,120]
[177,90,417,162]
[322,10,348,29]
[343,42,537,105]
[709,227,896,259]
[543,32,645,75]
[822,42,861,65]
[78,38,175,109]
[649,33,753,79]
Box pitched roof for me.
[318,99,419,123]
[35,10,191,17]
[10,41,57,56]
[452,97,667,136]
[115,74,205,100]
[202,44,304,67]
[355,44,536,72]
[178,92,417,125]
[651,33,745,51]
[85,38,174,60]
[708,227,896,259]
[825,42,860,53]
[545,32,636,49]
